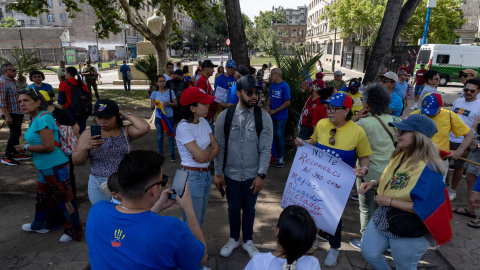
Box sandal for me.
[467,220,480,229]
[453,208,477,218]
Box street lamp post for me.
[16,20,25,54]
[332,24,337,72]
[92,26,101,68]
[190,33,195,61]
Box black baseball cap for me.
[236,75,262,91]
[92,99,120,118]
[174,69,183,76]
[202,60,218,69]
[234,65,250,76]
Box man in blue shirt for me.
[119,61,131,92]
[379,72,403,117]
[27,71,54,97]
[215,59,236,109]
[86,150,207,269]
[394,70,408,114]
[226,65,250,107]
[266,68,291,168]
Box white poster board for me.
[281,143,356,235]
[215,86,228,103]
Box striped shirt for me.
[0,75,22,114]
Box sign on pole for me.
[226,38,231,46]
[281,143,356,235]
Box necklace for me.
[118,204,147,212]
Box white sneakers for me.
[22,223,49,234]
[324,248,339,267]
[220,238,240,257]
[220,238,259,258]
[59,234,73,243]
[242,240,259,258]
[449,189,457,201]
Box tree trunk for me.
[391,0,423,47]
[151,38,168,75]
[224,0,250,65]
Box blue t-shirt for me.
[25,111,68,170]
[119,64,131,78]
[86,201,205,270]
[27,83,54,95]
[226,84,239,104]
[389,93,404,117]
[269,81,291,120]
[150,89,176,118]
[393,80,408,100]
[214,74,236,99]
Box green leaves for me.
[0,17,17,28]
[133,54,158,85]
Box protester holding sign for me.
[295,92,371,267]
[349,84,400,249]
[359,114,452,269]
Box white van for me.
[415,44,480,86]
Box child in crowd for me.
[245,205,321,270]
[107,173,122,205]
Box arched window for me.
[292,29,297,37]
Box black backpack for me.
[223,105,263,170]
[65,80,92,117]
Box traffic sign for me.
[226,39,231,45]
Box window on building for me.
[327,42,332,54]
[292,29,297,37]
[47,0,52,7]
[30,20,36,26]
[335,42,341,55]
[61,14,67,20]
[47,14,55,22]
[0,8,3,21]
[18,20,25,27]
[147,5,150,12]
[60,0,65,5]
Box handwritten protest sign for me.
[281,143,356,235]
[215,86,228,103]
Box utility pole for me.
[422,0,437,45]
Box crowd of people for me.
[1,56,480,270]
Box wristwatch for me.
[257,173,267,180]
[23,144,29,153]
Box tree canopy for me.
[0,17,17,28]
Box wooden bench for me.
[110,63,118,70]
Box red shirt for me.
[398,66,412,76]
[300,96,322,129]
[415,69,427,85]
[312,104,328,127]
[196,75,216,119]
[58,78,89,109]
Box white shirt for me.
[163,73,173,81]
[175,118,212,168]
[449,98,480,143]
[244,252,321,270]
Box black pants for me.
[2,113,24,158]
[68,156,77,198]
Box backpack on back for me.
[65,80,92,117]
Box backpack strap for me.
[63,80,75,106]
[223,105,236,171]
[372,115,395,146]
[37,112,62,148]
[254,106,263,138]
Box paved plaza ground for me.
[0,56,479,269]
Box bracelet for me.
[389,198,394,207]
[23,144,29,153]
[370,180,377,188]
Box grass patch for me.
[98,89,151,110]
[249,55,272,66]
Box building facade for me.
[285,5,307,25]
[454,0,480,44]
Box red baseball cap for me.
[308,79,326,90]
[180,87,215,106]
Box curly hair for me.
[363,84,392,116]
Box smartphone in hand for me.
[90,124,101,139]
[170,170,189,200]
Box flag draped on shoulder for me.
[155,99,175,138]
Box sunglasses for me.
[244,90,259,97]
[144,174,169,193]
[329,128,336,145]
[6,68,17,72]
[381,79,394,84]
[460,74,474,78]
[326,104,344,112]
[463,88,477,94]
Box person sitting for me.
[245,205,321,270]
[86,150,208,269]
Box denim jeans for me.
[272,119,287,158]
[181,170,211,227]
[88,174,110,205]
[154,116,175,157]
[356,177,376,234]
[361,220,430,270]
[225,176,259,242]
[123,78,131,92]
[2,113,23,158]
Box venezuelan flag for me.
[155,100,175,138]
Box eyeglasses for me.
[463,88,477,94]
[329,128,336,145]
[380,79,394,84]
[461,74,474,78]
[244,90,259,97]
[144,174,169,193]
[326,104,344,112]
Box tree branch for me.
[160,0,176,41]
[391,0,423,47]
[118,0,153,39]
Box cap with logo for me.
[237,75,262,91]
[334,70,345,76]
[180,87,216,106]
[421,93,443,116]
[458,69,477,77]
[379,72,398,83]
[389,114,437,138]
[321,92,353,109]
[225,59,236,68]
[92,99,119,118]
[201,60,218,69]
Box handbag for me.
[57,123,77,155]
[126,70,133,80]
[386,207,428,237]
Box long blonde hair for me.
[392,131,445,175]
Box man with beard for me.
[214,75,273,259]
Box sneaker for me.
[22,223,49,234]
[277,157,285,168]
[349,238,361,250]
[2,157,19,166]
[324,248,339,267]
[410,106,417,110]
[449,189,457,201]
[59,234,73,243]
[220,238,240,257]
[242,240,259,258]
[385,248,391,253]
[351,193,359,201]
[13,153,32,161]
[316,230,330,241]
[170,155,177,162]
